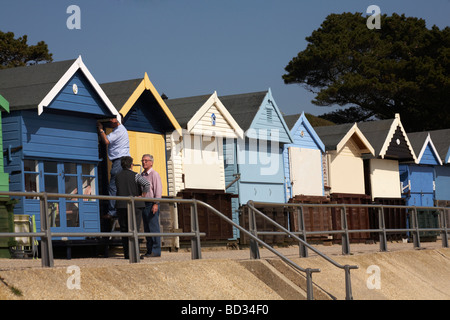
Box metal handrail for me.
[247,200,359,300]
[0,191,321,300]
[249,201,450,252]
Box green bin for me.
[0,199,17,258]
[417,209,439,241]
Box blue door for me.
[23,159,99,238]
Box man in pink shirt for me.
[141,154,163,257]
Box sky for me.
[0,0,449,116]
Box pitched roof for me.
[101,78,142,111]
[428,129,450,163]
[315,122,374,155]
[357,119,394,156]
[218,91,267,130]
[357,114,416,161]
[283,112,325,152]
[0,57,119,119]
[315,122,355,151]
[283,114,300,131]
[101,73,181,133]
[407,131,442,165]
[165,93,211,128]
[0,59,76,110]
[165,91,267,131]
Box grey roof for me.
[165,91,267,130]
[218,91,267,130]
[406,131,430,157]
[314,122,355,151]
[0,59,76,110]
[426,129,450,162]
[101,78,142,111]
[356,119,395,156]
[164,94,212,128]
[282,114,301,131]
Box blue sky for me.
[0,0,449,116]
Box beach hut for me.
[400,131,443,239]
[315,123,375,196]
[0,57,119,239]
[0,95,9,192]
[354,115,416,240]
[282,112,326,201]
[315,122,375,242]
[220,89,293,242]
[101,73,181,197]
[282,112,333,241]
[165,92,244,241]
[428,129,450,203]
[358,114,417,200]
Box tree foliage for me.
[283,13,450,132]
[0,31,53,69]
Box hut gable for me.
[0,56,118,119]
[187,91,243,139]
[408,131,442,166]
[358,114,416,161]
[428,129,450,164]
[245,89,293,143]
[101,73,181,134]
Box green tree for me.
[0,31,53,69]
[283,13,450,132]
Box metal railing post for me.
[40,193,53,268]
[127,197,140,263]
[412,207,421,249]
[298,206,308,258]
[341,206,350,255]
[305,268,314,300]
[190,201,202,260]
[344,265,354,300]
[440,208,448,248]
[379,207,388,252]
[248,205,260,259]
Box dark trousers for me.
[142,203,161,256]
[117,207,143,259]
[108,158,123,217]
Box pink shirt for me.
[141,168,162,199]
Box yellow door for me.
[128,131,168,196]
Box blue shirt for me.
[107,124,130,160]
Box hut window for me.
[266,108,273,123]
[82,164,96,200]
[24,160,39,198]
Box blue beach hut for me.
[282,112,326,201]
[0,57,119,239]
[221,89,293,240]
[428,129,450,203]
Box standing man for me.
[97,116,130,218]
[115,156,150,259]
[141,154,163,257]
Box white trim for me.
[336,123,375,156]
[417,133,443,166]
[379,113,417,162]
[37,56,120,121]
[186,91,244,139]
